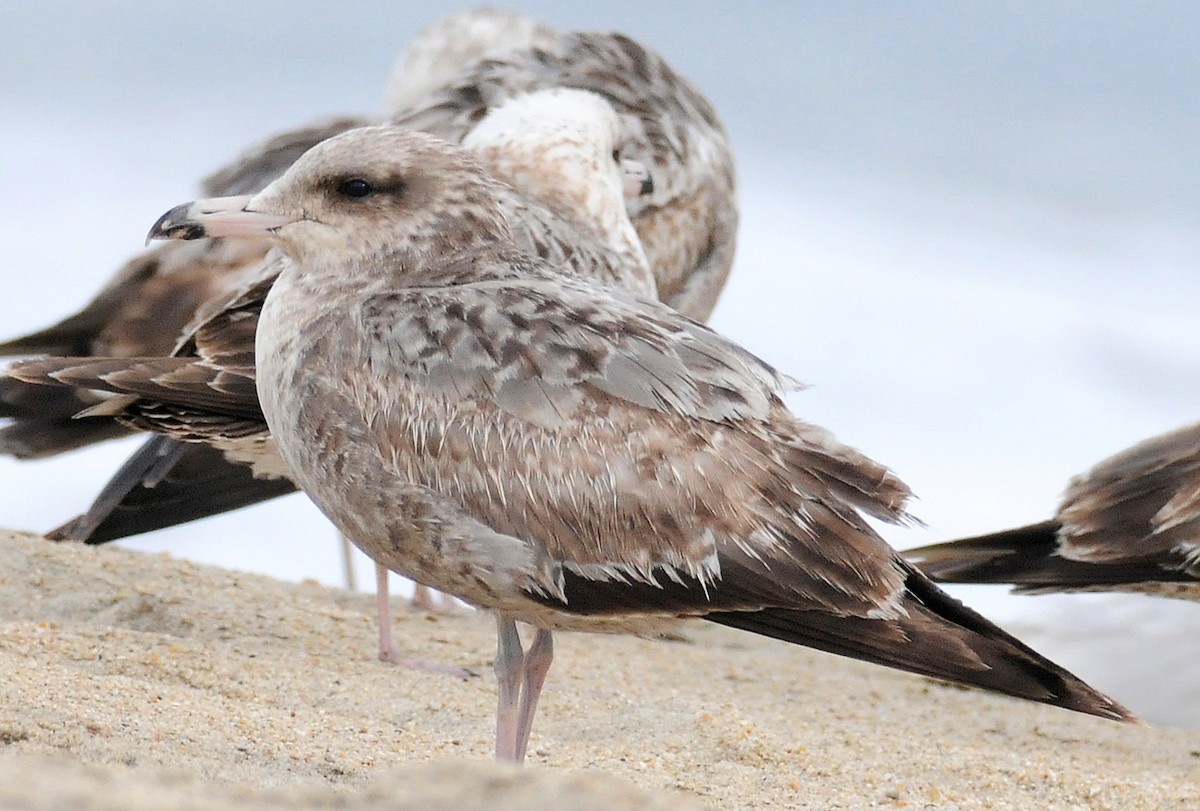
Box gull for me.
[20,125,1132,762]
[907,422,1200,600]
[386,24,737,322]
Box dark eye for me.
[336,178,373,199]
[611,148,620,162]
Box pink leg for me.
[339,534,358,592]
[492,619,554,764]
[494,616,525,762]
[376,564,475,679]
[376,564,397,663]
[513,627,553,763]
[411,583,435,611]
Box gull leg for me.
[375,564,397,663]
[411,583,435,611]
[375,565,475,679]
[513,627,553,763]
[412,583,464,613]
[435,589,462,612]
[494,616,525,762]
[339,534,358,592]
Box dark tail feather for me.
[48,436,297,544]
[0,376,92,420]
[706,563,1134,723]
[904,522,1196,590]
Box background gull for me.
[132,125,1132,763]
[381,7,559,115]
[386,26,737,321]
[907,421,1200,600]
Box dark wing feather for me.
[7,356,260,421]
[200,117,370,197]
[0,377,129,458]
[908,423,1200,591]
[908,520,1200,589]
[707,562,1133,722]
[48,436,295,544]
[519,497,1132,721]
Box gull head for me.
[462,88,652,251]
[148,126,513,272]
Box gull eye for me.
[336,178,373,199]
[611,148,620,162]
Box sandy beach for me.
[1,528,1197,809]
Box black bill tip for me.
[146,202,206,246]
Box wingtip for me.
[904,521,1064,584]
[1054,681,1139,725]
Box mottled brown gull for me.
[908,422,1200,600]
[387,26,736,322]
[127,125,1131,760]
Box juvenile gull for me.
[908,422,1200,600]
[132,126,1130,760]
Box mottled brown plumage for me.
[908,422,1200,599]
[385,29,736,320]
